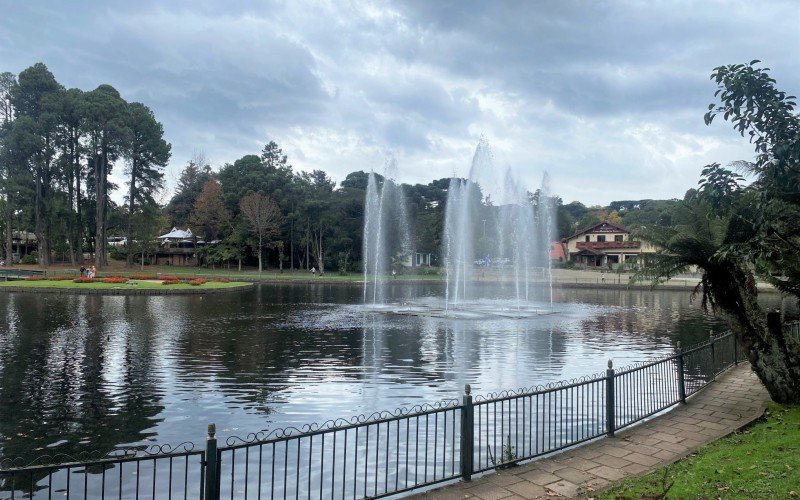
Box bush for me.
[73,277,96,283]
[213,277,230,283]
[130,274,158,280]
[103,276,128,284]
[160,274,180,281]
[20,252,37,265]
[49,275,75,281]
[162,279,181,285]
[188,278,207,286]
[26,275,45,281]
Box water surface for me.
[0,283,738,462]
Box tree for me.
[637,62,800,403]
[239,192,282,273]
[124,102,170,266]
[190,179,231,242]
[166,154,214,226]
[82,84,129,268]
[9,63,63,266]
[0,71,16,264]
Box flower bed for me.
[103,276,128,284]
[130,273,158,280]
[188,278,207,286]
[73,277,96,283]
[26,276,46,281]
[159,275,180,281]
[49,275,75,281]
[162,279,181,285]
[213,277,231,283]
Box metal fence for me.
[0,443,203,500]
[5,326,790,499]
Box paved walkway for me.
[416,364,770,499]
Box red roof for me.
[564,220,631,241]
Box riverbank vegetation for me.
[599,403,800,499]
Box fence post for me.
[709,331,716,380]
[733,335,739,365]
[204,423,219,500]
[460,384,474,481]
[676,341,686,404]
[605,360,615,437]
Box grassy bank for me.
[600,403,800,499]
[0,279,248,290]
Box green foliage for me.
[20,251,37,264]
[600,403,800,499]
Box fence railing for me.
[0,443,203,500]
[5,326,790,499]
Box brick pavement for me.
[415,364,770,499]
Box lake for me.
[0,283,741,463]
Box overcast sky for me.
[2,0,798,205]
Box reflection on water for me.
[0,283,760,463]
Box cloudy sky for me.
[2,0,798,205]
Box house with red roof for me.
[563,221,657,268]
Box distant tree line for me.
[0,62,683,272]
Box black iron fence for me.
[6,325,795,499]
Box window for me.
[615,235,624,242]
[585,235,590,242]
[597,235,606,242]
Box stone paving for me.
[415,364,770,499]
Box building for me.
[563,221,657,268]
[154,228,202,266]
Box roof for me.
[564,220,631,241]
[549,241,568,261]
[158,227,194,240]
[573,247,605,256]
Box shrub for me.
[26,275,45,281]
[130,274,158,280]
[162,279,181,285]
[20,252,38,265]
[103,276,128,284]
[160,274,180,281]
[73,277,96,283]
[49,275,75,281]
[188,278,207,286]
[213,277,230,283]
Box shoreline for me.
[0,281,254,295]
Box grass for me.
[598,403,800,499]
[0,279,249,290]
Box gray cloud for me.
[1,0,797,205]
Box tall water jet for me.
[443,139,555,309]
[362,159,412,305]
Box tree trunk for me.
[94,149,106,269]
[258,233,263,273]
[4,191,12,266]
[75,142,83,265]
[711,263,800,403]
[127,160,136,267]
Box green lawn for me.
[32,267,445,282]
[599,403,800,499]
[0,279,250,290]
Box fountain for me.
[363,140,557,318]
[362,158,412,306]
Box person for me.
[311,266,316,276]
[79,265,85,276]
[392,269,397,279]
[88,266,96,279]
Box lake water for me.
[0,283,741,463]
